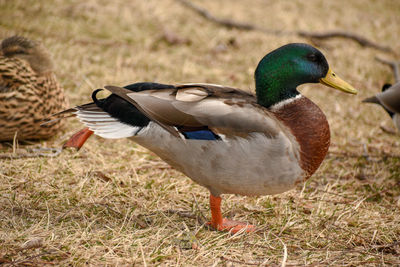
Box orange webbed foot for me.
[208,194,256,234]
[208,218,256,234]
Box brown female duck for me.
[0,36,68,141]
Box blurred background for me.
[1,0,399,265]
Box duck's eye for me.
[307,54,317,62]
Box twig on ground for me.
[56,202,123,222]
[380,125,398,135]
[88,202,124,217]
[364,181,400,202]
[142,209,206,225]
[176,0,395,54]
[165,209,206,225]
[191,193,208,224]
[0,147,62,159]
[164,209,197,219]
[373,240,400,254]
[375,57,400,82]
[297,31,394,53]
[135,164,171,171]
[315,190,355,200]
[176,0,282,34]
[328,150,400,158]
[7,250,58,266]
[56,208,76,222]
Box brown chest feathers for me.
[273,96,330,179]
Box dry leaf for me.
[21,237,43,250]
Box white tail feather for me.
[76,110,140,139]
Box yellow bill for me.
[319,68,357,94]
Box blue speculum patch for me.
[182,130,220,140]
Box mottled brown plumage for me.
[0,36,68,141]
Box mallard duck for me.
[53,43,357,233]
[0,36,68,141]
[362,82,400,131]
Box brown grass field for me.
[1,0,400,266]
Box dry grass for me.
[1,0,400,265]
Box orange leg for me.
[208,194,256,234]
[63,127,94,150]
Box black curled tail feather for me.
[90,88,151,128]
[92,89,104,106]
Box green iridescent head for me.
[254,43,357,108]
